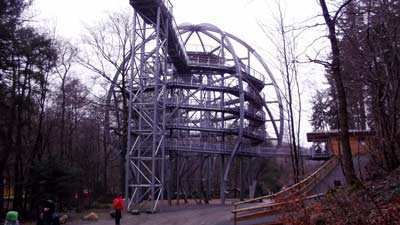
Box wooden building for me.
[307,130,374,156]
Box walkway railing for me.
[166,140,236,154]
[232,156,338,224]
[188,53,233,68]
[187,53,265,84]
[165,140,283,156]
[232,193,325,225]
[170,17,189,63]
[166,79,266,104]
[164,98,266,121]
[166,123,266,141]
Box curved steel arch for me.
[112,25,283,146]
[176,24,283,195]
[178,23,283,144]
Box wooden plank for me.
[235,209,281,221]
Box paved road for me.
[65,204,233,225]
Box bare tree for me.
[259,1,303,183]
[79,10,133,191]
[318,0,357,184]
[55,40,78,160]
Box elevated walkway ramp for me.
[232,156,339,224]
[309,154,369,195]
[231,155,370,224]
[129,0,188,71]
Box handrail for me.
[170,17,189,63]
[232,166,335,225]
[312,151,330,159]
[188,54,233,68]
[242,65,265,83]
[233,156,337,206]
[165,140,279,156]
[164,98,266,121]
[232,193,325,224]
[166,124,266,140]
[232,193,325,213]
[187,54,265,84]
[165,80,265,104]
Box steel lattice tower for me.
[126,0,283,213]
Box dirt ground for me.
[113,205,231,225]
[25,200,234,225]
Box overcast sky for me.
[32,0,323,39]
[32,0,328,146]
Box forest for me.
[0,0,399,223]
[0,0,123,216]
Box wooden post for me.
[233,204,237,225]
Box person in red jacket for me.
[112,193,124,225]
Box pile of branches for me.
[278,168,400,225]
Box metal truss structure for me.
[125,0,284,213]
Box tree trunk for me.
[60,76,66,160]
[319,0,357,184]
[0,174,3,213]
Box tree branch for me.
[333,0,353,22]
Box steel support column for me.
[239,157,245,201]
[125,9,138,210]
[220,155,225,204]
[127,5,167,213]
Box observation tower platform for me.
[125,0,284,213]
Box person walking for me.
[112,193,124,225]
[5,211,19,225]
[37,200,60,225]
